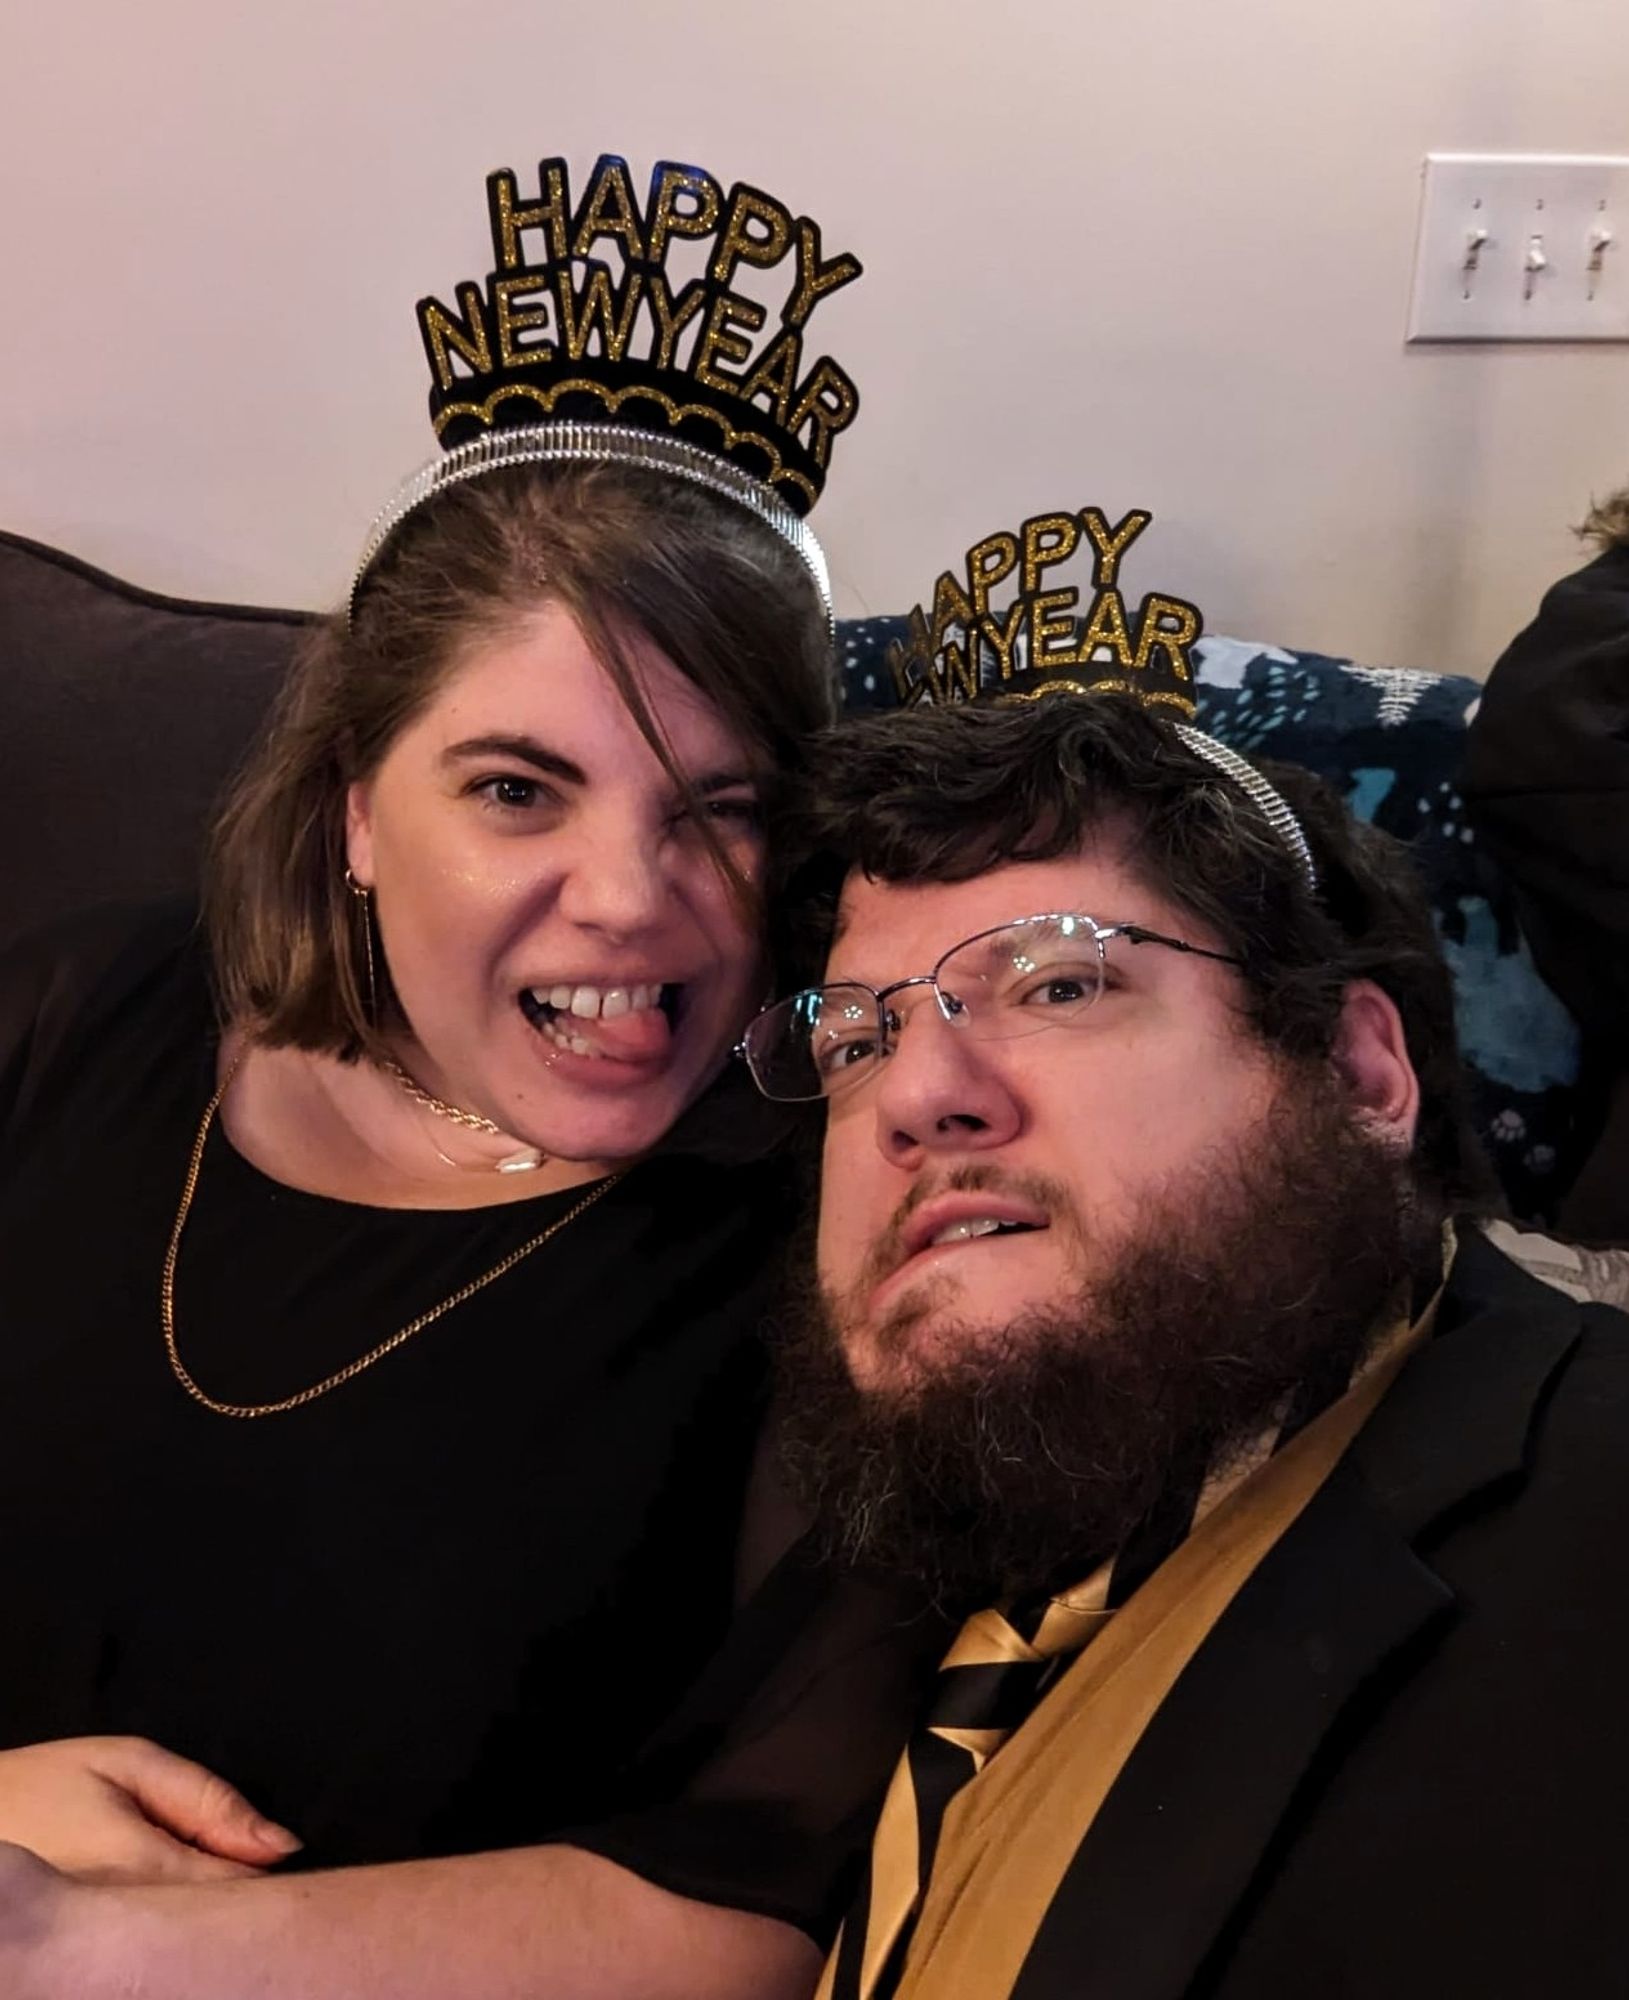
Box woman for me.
[0,178,941,1990]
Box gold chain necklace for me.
[378,1055,545,1174]
[161,1055,625,1420]
[379,1056,503,1135]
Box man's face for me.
[817,843,1285,1392]
[790,836,1428,1603]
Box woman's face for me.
[346,601,768,1165]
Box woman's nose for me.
[555,820,671,939]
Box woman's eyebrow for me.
[692,769,764,796]
[440,734,585,784]
[440,740,764,797]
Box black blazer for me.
[1005,1231,1629,1999]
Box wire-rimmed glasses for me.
[737,912,1243,1103]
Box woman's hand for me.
[0,1737,300,1884]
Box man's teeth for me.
[928,1217,1033,1246]
[531,982,663,1021]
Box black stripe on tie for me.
[908,1728,982,1888]
[927,1659,1054,1731]
[853,1731,983,2000]
[1005,1588,1064,1647]
[828,1839,877,2000]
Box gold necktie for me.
[819,1576,1117,2000]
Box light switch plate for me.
[1407,153,1629,342]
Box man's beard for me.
[777,1071,1441,1613]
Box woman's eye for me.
[707,797,764,826]
[473,775,547,812]
[672,795,764,835]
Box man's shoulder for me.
[1396,1233,1629,1596]
[1522,1294,1629,1495]
[1343,1228,1629,1570]
[1205,1233,1629,1992]
[1447,1223,1629,1379]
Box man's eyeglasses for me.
[736,913,1244,1103]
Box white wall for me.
[3,0,1626,676]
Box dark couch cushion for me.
[0,531,310,949]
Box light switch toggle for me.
[1523,234,1549,299]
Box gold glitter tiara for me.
[887,508,1317,890]
[352,152,863,625]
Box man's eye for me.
[1014,969,1099,1008]
[814,1034,879,1077]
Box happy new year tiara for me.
[887,508,1317,890]
[351,153,864,626]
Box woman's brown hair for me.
[205,461,836,1054]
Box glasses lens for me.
[937,916,1105,1039]
[746,985,885,1100]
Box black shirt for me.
[0,904,942,1931]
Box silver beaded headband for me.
[349,421,835,636]
[1174,724,1318,891]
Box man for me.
[741,693,1629,1999]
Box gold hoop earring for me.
[344,868,378,1025]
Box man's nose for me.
[872,1001,1023,1166]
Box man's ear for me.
[1333,979,1420,1150]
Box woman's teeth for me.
[534,982,663,1021]
[519,981,678,1059]
[540,1018,599,1057]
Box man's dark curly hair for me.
[775,694,1499,1216]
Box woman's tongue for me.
[577,1007,672,1059]
[539,994,675,1061]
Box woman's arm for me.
[0,1841,822,2000]
[0,1541,946,2000]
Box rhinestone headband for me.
[1174,724,1318,891]
[350,422,835,635]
